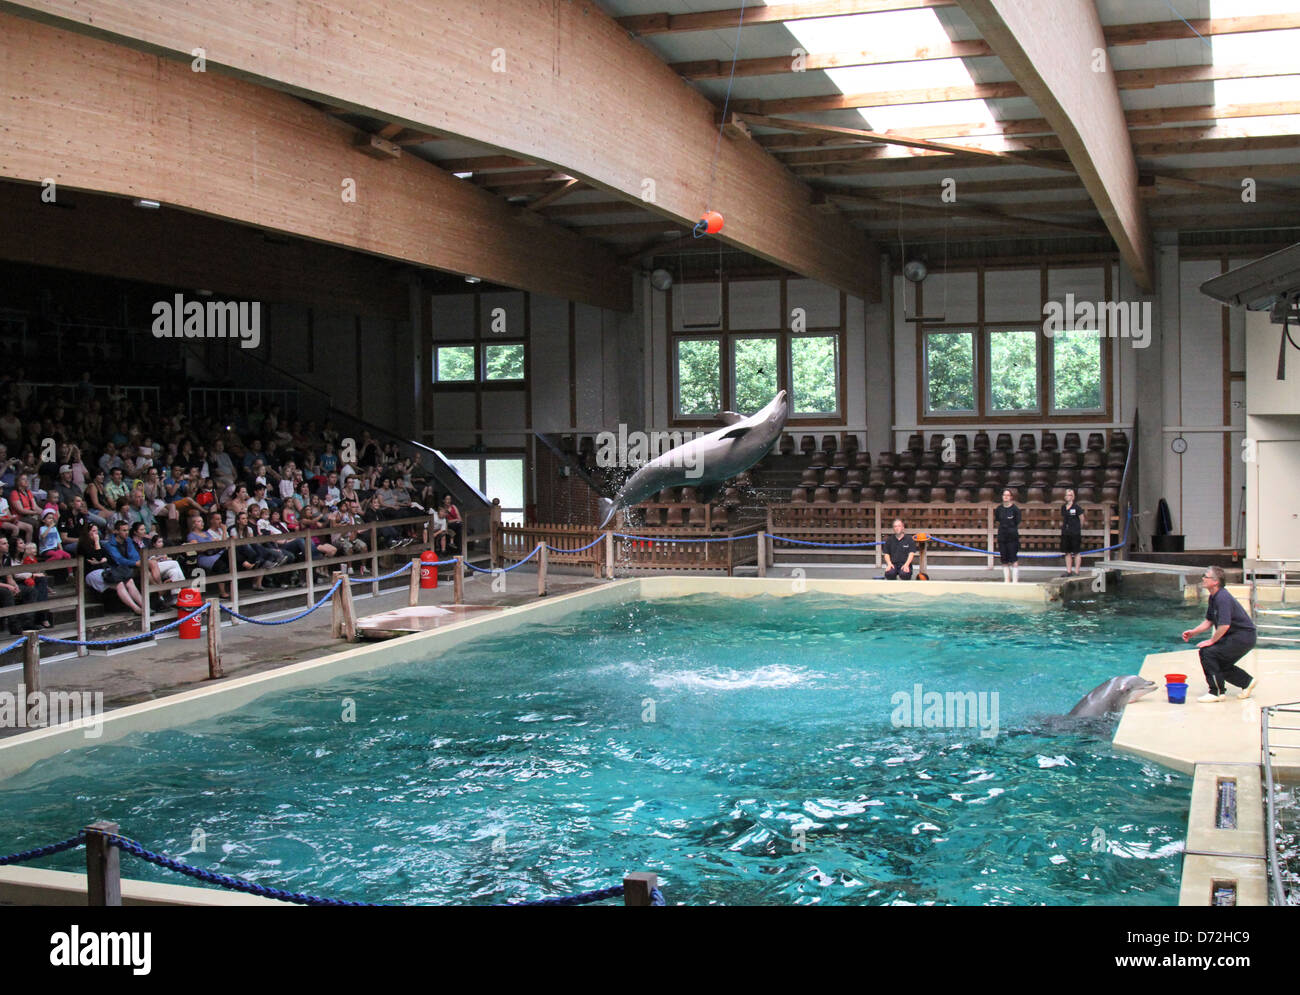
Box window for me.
[790,335,839,415]
[448,455,526,525]
[1051,328,1103,412]
[435,345,475,382]
[924,330,975,413]
[988,329,1038,413]
[731,336,778,415]
[484,343,525,381]
[675,338,722,416]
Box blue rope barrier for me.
[923,508,1133,560]
[464,545,541,573]
[220,580,341,624]
[1,829,656,908]
[768,535,880,548]
[0,635,25,656]
[37,604,208,648]
[348,560,414,585]
[544,536,606,554]
[0,832,88,866]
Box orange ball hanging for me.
[698,210,724,234]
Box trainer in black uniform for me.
[1060,487,1083,576]
[882,518,917,580]
[993,488,1021,583]
[1182,565,1258,702]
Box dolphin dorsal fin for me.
[716,410,745,425]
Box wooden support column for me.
[206,601,223,680]
[22,631,39,694]
[85,821,122,907]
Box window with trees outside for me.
[675,338,722,416]
[731,336,778,415]
[674,333,843,420]
[790,335,839,415]
[484,343,525,381]
[1051,329,1103,412]
[924,330,975,414]
[435,345,475,382]
[988,329,1038,413]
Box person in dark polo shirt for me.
[1182,565,1258,703]
[883,518,917,580]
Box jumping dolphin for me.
[1066,676,1158,718]
[598,390,790,529]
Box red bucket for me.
[1165,673,1187,684]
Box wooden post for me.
[304,533,316,608]
[139,557,151,635]
[490,502,502,568]
[874,502,882,568]
[335,570,357,642]
[206,601,223,679]
[227,537,241,620]
[330,571,342,638]
[986,506,995,570]
[623,871,659,907]
[75,557,87,658]
[537,542,547,597]
[605,530,614,580]
[453,556,465,604]
[757,531,767,577]
[408,556,421,606]
[370,523,380,597]
[85,820,122,907]
[22,630,39,694]
[919,539,928,577]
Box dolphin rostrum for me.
[1066,675,1157,718]
[598,390,790,529]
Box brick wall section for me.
[534,444,602,524]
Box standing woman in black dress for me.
[1061,487,1083,575]
[993,488,1021,583]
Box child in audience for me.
[39,509,73,561]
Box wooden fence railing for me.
[495,523,763,577]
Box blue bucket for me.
[1166,682,1188,704]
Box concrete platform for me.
[357,604,503,638]
[1113,648,1300,777]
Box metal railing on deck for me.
[1262,701,1300,906]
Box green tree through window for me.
[732,337,778,414]
[790,336,838,414]
[677,338,721,415]
[484,343,525,381]
[1053,329,1102,410]
[436,345,475,382]
[926,331,975,412]
[989,330,1038,412]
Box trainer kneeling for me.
[883,518,917,580]
[1182,565,1259,703]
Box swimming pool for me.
[0,589,1199,905]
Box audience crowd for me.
[0,379,464,632]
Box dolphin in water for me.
[598,390,790,529]
[1066,676,1158,718]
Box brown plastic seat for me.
[906,486,927,503]
[1101,485,1120,505]
[868,468,888,487]
[897,452,917,471]
[876,451,896,469]
[1106,449,1126,469]
[830,449,849,468]
[929,433,946,453]
[977,486,999,502]
[996,433,1014,451]
[907,433,924,453]
[1050,486,1070,503]
[656,488,675,503]
[1006,470,1027,488]
[890,469,909,486]
[1075,486,1098,503]
[973,431,991,452]
[1086,432,1106,451]
[988,450,1009,469]
[779,434,796,455]
[1036,449,1058,470]
[823,468,842,488]
[790,487,809,504]
[1031,468,1052,485]
[800,468,820,486]
[1082,450,1104,468]
[836,487,858,504]
[680,486,698,503]
[1027,485,1048,503]
[929,486,951,503]
[859,485,881,503]
[1053,474,1078,490]
[954,486,975,503]
[844,435,859,454]
[1018,433,1036,452]
[882,486,903,502]
[822,434,838,454]
[1110,429,1128,448]
[1040,431,1059,452]
[809,451,828,470]
[801,435,817,455]
[853,451,872,469]
[1063,432,1082,451]
[844,469,865,488]
[964,450,987,469]
[913,468,934,487]
[958,467,979,486]
[1058,450,1080,469]
[1079,466,1101,485]
[1103,466,1122,485]
[1012,450,1032,469]
[937,467,958,487]
[812,487,833,505]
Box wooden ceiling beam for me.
[957,0,1153,290]
[618,0,955,36]
[3,0,877,299]
[0,14,631,310]
[825,189,1108,234]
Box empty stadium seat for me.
[1027,485,1048,502]
[996,433,1014,451]
[823,468,842,488]
[853,451,872,469]
[790,487,809,504]
[779,434,795,455]
[831,449,849,468]
[954,487,975,503]
[822,434,837,454]
[1082,450,1104,468]
[868,468,888,487]
[973,431,991,452]
[929,486,951,503]
[1063,432,1082,451]
[1036,449,1058,470]
[1018,433,1036,452]
[877,452,896,469]
[844,469,865,487]
[836,487,858,504]
[813,487,833,504]
[1087,432,1106,450]
[906,433,924,453]
[882,486,903,502]
[906,486,927,502]
[1076,485,1098,503]
[1058,450,1080,469]
[801,435,817,455]
[977,486,999,502]
[1050,487,1070,503]
[800,468,820,486]
[1040,431,1058,452]
[913,468,934,487]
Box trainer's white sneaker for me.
[1237,679,1259,700]
[1197,692,1224,703]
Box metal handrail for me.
[1261,701,1300,906]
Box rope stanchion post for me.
[206,601,223,680]
[139,557,151,635]
[408,556,421,607]
[605,530,614,580]
[75,557,87,658]
[454,556,464,604]
[227,536,241,622]
[22,630,39,694]
[623,871,659,907]
[537,542,547,598]
[757,531,766,577]
[332,570,357,642]
[85,821,121,907]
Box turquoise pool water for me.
[0,592,1200,906]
